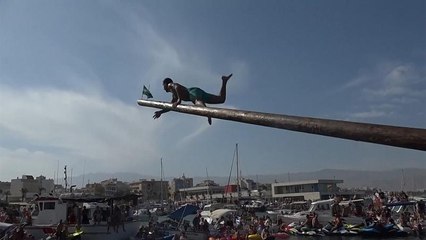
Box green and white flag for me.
[142,85,153,99]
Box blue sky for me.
[0,1,425,183]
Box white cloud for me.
[0,2,245,181]
[341,61,426,120]
[363,63,425,99]
[0,85,161,181]
[364,64,426,99]
[117,5,249,98]
[348,103,396,120]
[350,110,388,119]
[0,147,59,180]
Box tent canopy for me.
[168,204,200,221]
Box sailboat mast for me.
[236,143,241,198]
[160,158,163,206]
[206,168,210,200]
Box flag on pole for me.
[142,85,153,99]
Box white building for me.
[271,179,343,201]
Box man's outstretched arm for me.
[153,109,170,119]
[153,94,177,119]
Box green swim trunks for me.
[188,87,212,102]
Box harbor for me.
[0,168,425,239]
[1,1,425,240]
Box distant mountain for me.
[69,172,157,187]
[71,168,426,191]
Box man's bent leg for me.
[205,74,232,104]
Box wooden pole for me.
[137,99,426,151]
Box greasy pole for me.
[137,99,426,151]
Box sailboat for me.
[227,143,266,212]
[149,158,169,216]
[224,143,241,201]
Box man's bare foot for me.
[221,73,232,82]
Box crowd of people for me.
[164,192,425,239]
[363,191,425,235]
[1,191,425,240]
[0,206,32,225]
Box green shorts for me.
[188,87,212,103]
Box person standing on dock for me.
[153,73,232,125]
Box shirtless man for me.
[153,73,232,125]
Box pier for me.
[137,99,426,151]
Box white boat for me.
[200,203,219,218]
[205,209,237,224]
[241,199,267,212]
[278,198,365,226]
[200,203,237,219]
[271,201,309,213]
[25,195,149,240]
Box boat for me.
[0,222,16,239]
[200,203,225,218]
[358,223,409,237]
[200,203,238,219]
[278,198,365,226]
[267,201,308,215]
[241,199,267,212]
[24,194,148,240]
[386,200,425,236]
[322,222,360,236]
[205,209,237,224]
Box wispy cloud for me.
[350,110,389,119]
[341,61,426,120]
[363,64,425,99]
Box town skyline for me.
[2,168,425,192]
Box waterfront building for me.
[82,182,104,196]
[196,180,218,187]
[129,179,169,202]
[240,178,257,190]
[271,179,344,201]
[0,181,11,202]
[9,175,54,202]
[169,174,193,201]
[100,178,130,197]
[178,185,224,202]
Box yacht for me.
[25,194,148,240]
[278,198,365,226]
